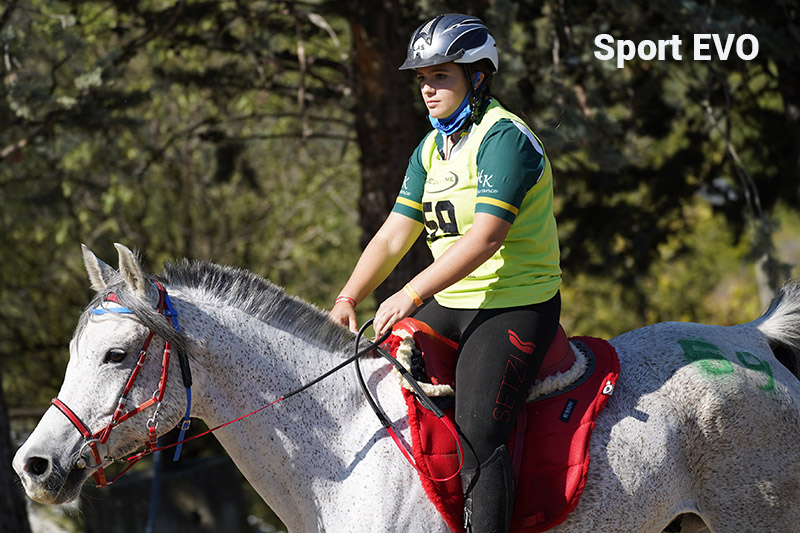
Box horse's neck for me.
[180,301,431,531]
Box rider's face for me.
[416,63,470,120]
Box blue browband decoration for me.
[162,290,180,332]
[91,302,132,315]
[91,283,192,462]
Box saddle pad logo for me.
[560,398,578,423]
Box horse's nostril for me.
[25,456,50,477]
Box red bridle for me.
[51,282,187,487]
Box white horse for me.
[13,244,800,532]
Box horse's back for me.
[556,320,800,532]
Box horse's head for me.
[13,244,189,504]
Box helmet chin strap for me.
[428,70,486,136]
[465,65,489,124]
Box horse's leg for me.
[691,459,800,533]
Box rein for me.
[53,286,461,488]
[355,320,464,482]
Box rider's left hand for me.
[373,290,418,337]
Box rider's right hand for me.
[330,302,359,333]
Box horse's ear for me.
[114,243,150,299]
[81,244,117,291]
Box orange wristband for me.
[403,284,423,307]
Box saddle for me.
[385,318,620,533]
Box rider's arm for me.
[331,212,423,331]
[373,212,510,335]
[332,136,430,332]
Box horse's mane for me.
[163,259,354,351]
[754,280,800,378]
[82,259,355,358]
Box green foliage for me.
[2,0,797,410]
[561,199,768,338]
[503,0,798,285]
[1,0,359,408]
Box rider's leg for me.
[461,444,514,532]
[454,293,561,533]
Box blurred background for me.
[2,0,798,531]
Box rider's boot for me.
[462,444,514,533]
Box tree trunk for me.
[0,366,32,533]
[345,1,431,303]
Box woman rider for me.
[330,13,561,533]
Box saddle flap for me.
[388,331,621,533]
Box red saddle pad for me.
[386,322,620,533]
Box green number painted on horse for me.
[678,339,734,375]
[736,351,775,392]
[678,338,775,393]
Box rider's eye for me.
[105,349,127,363]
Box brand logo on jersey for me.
[425,171,459,194]
[478,169,494,188]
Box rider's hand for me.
[373,290,417,337]
[330,301,359,333]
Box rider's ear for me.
[82,244,118,291]
[114,243,150,299]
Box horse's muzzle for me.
[13,445,88,504]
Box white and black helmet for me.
[399,14,498,72]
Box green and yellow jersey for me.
[392,100,561,309]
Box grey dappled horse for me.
[13,244,800,532]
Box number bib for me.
[411,102,561,309]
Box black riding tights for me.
[412,292,561,470]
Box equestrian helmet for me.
[399,14,498,72]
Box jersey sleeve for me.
[475,119,545,223]
[391,132,432,223]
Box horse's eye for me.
[105,349,127,363]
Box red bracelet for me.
[335,296,357,307]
